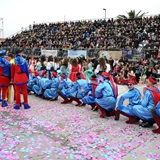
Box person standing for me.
[29,55,36,72]
[68,58,80,83]
[7,53,15,103]
[11,49,31,110]
[0,50,11,107]
[85,58,93,82]
[94,57,111,83]
[59,58,69,76]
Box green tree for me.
[117,10,148,19]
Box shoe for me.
[119,111,137,124]
[105,110,111,117]
[140,121,154,128]
[2,100,8,107]
[152,128,160,133]
[115,110,120,120]
[70,97,82,106]
[14,105,20,110]
[61,100,70,104]
[152,117,160,134]
[59,94,70,104]
[126,117,137,124]
[136,117,140,122]
[110,110,117,116]
[24,104,31,109]
[97,104,106,118]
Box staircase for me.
[128,41,147,62]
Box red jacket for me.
[0,66,10,86]
[11,64,29,85]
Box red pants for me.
[14,84,28,106]
[13,85,16,101]
[0,86,8,100]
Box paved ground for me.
[0,84,160,160]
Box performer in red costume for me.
[11,49,31,110]
[0,50,11,107]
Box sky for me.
[0,0,160,38]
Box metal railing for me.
[1,47,125,59]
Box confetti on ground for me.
[0,84,160,160]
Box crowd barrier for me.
[1,47,124,59]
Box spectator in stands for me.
[3,15,159,51]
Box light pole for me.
[103,8,106,20]
[64,15,66,22]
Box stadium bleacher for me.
[0,15,160,59]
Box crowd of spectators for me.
[0,15,160,59]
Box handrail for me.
[7,25,30,38]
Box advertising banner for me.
[41,49,57,57]
[68,50,87,59]
[99,51,122,60]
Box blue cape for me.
[0,56,11,77]
[14,55,29,78]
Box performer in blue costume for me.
[152,102,160,134]
[43,71,59,101]
[27,71,40,93]
[58,73,73,104]
[115,80,141,123]
[33,70,51,96]
[82,75,99,111]
[31,72,41,94]
[132,76,160,127]
[68,72,87,106]
[0,50,11,107]
[95,72,118,118]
